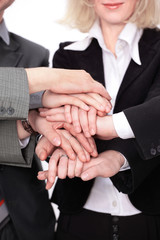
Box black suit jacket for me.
[51,28,160,216]
[0,33,55,239]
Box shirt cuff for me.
[119,154,130,171]
[19,137,30,149]
[112,112,135,139]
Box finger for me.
[72,94,106,112]
[97,111,107,117]
[67,159,76,178]
[88,107,97,136]
[81,165,100,181]
[35,136,55,161]
[38,170,55,190]
[88,93,112,113]
[47,150,60,186]
[43,128,61,147]
[64,105,72,123]
[37,170,48,180]
[68,135,87,162]
[39,107,64,116]
[58,155,69,179]
[57,131,76,160]
[71,106,81,133]
[46,113,66,122]
[38,107,50,112]
[75,157,84,177]
[60,130,87,162]
[83,148,91,162]
[63,122,93,153]
[91,81,111,100]
[79,109,91,138]
[87,137,98,157]
[62,95,90,111]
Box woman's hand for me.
[40,92,112,124]
[37,148,85,190]
[37,150,125,189]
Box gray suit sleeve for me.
[0,67,34,167]
[0,67,29,120]
[29,91,44,109]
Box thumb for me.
[81,166,99,181]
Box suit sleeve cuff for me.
[113,112,135,139]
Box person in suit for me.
[37,0,160,239]
[0,1,111,239]
[0,0,56,239]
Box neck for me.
[100,20,125,55]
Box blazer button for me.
[150,148,156,156]
[7,107,15,115]
[0,106,6,115]
[113,233,119,240]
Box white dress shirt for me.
[65,21,142,216]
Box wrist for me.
[96,115,118,140]
[28,110,39,132]
[26,67,51,94]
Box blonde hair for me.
[60,0,160,32]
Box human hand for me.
[37,148,85,189]
[37,150,125,189]
[29,110,95,160]
[80,150,125,181]
[26,68,110,99]
[38,109,98,157]
[40,92,111,125]
[42,91,111,114]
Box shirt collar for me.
[64,21,142,65]
[118,22,143,65]
[0,19,10,45]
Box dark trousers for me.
[55,209,160,240]
[0,219,18,240]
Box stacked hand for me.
[36,143,124,190]
[28,88,121,189]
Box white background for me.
[4,0,86,64]
[4,0,87,218]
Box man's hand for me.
[26,68,110,99]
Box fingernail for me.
[81,172,89,180]
[106,106,111,112]
[81,154,86,161]
[83,104,90,111]
[85,132,91,138]
[75,172,80,177]
[75,127,81,133]
[100,105,105,111]
[90,128,95,135]
[53,137,61,146]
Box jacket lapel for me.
[80,38,106,87]
[115,29,158,104]
[0,34,23,67]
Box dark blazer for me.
[51,28,160,216]
[0,33,55,239]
